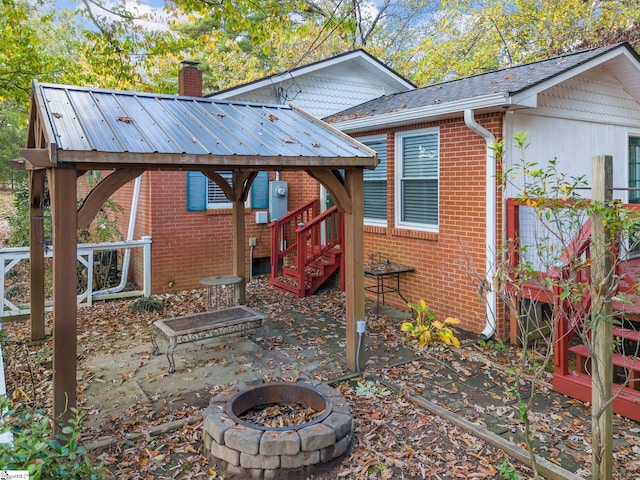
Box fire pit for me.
[203,381,353,479]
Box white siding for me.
[227,74,392,118]
[504,69,640,203]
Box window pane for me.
[363,138,387,221]
[630,138,640,204]
[403,134,438,177]
[207,171,232,206]
[402,178,438,224]
[364,180,386,219]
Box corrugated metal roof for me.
[34,82,375,161]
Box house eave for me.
[330,93,534,133]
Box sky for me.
[50,0,172,31]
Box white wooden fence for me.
[0,237,152,318]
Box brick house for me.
[117,43,640,341]
[112,50,414,295]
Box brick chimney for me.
[179,60,202,97]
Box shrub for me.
[129,296,163,313]
[0,397,103,479]
[401,299,461,348]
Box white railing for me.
[0,236,152,317]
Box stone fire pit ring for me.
[203,381,353,479]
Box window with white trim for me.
[395,128,439,231]
[361,135,387,225]
[207,172,232,209]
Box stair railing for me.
[294,206,343,296]
[270,199,320,282]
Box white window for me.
[395,128,439,231]
[361,135,387,226]
[207,172,232,209]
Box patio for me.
[3,277,640,478]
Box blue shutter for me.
[251,171,269,209]
[186,171,206,211]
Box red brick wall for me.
[324,113,506,336]
[111,170,314,294]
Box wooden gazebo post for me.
[29,169,46,341]
[343,169,365,370]
[49,167,78,424]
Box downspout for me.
[94,174,142,296]
[464,109,497,340]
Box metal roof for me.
[326,43,640,124]
[33,82,376,165]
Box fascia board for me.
[214,51,414,99]
[332,93,513,132]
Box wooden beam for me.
[20,149,54,168]
[343,169,365,371]
[29,170,46,341]
[202,171,235,201]
[9,159,26,170]
[77,169,144,230]
[49,167,78,427]
[306,169,352,214]
[56,150,379,169]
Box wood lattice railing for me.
[506,198,640,421]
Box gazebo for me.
[20,81,376,422]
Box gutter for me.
[332,93,513,133]
[464,109,497,340]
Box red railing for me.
[269,199,343,297]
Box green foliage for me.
[354,380,392,399]
[0,396,103,479]
[412,0,640,85]
[477,338,505,351]
[497,460,520,480]
[401,299,461,348]
[129,296,164,313]
[5,180,31,247]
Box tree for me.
[411,0,640,85]
[0,101,27,188]
[491,133,640,479]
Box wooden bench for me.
[151,305,265,373]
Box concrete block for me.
[240,452,280,469]
[280,450,319,469]
[209,440,240,466]
[204,413,236,444]
[323,412,352,440]
[298,423,336,451]
[225,425,263,455]
[260,430,300,456]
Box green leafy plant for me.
[477,338,505,351]
[0,396,103,479]
[129,296,164,313]
[354,380,392,399]
[496,460,520,479]
[401,299,461,348]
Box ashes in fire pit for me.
[203,381,353,479]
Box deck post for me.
[591,155,613,480]
[50,167,78,428]
[344,169,365,371]
[29,169,46,341]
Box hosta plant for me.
[402,299,461,348]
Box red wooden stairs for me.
[269,199,344,298]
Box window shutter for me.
[186,171,206,211]
[251,171,269,209]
